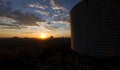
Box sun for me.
[39,34,47,39]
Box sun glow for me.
[39,34,48,39]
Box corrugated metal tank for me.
[70,0,120,58]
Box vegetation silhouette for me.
[0,38,120,70]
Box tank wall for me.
[70,0,120,57]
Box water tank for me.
[70,0,120,58]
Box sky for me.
[0,0,80,38]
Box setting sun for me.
[39,34,48,39]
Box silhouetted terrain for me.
[0,38,120,70]
[0,38,75,70]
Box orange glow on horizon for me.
[39,34,48,39]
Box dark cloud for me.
[10,11,42,26]
[0,23,18,27]
[44,24,60,30]
[43,21,60,30]
[0,1,44,29]
[1,26,27,29]
[0,0,5,3]
[43,21,70,31]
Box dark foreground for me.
[0,38,120,70]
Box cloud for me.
[0,1,45,29]
[0,0,3,3]
[0,0,70,30]
[0,17,27,29]
[1,26,27,29]
[51,20,69,24]
[27,3,48,10]
[11,11,42,26]
[34,10,50,17]
[0,16,18,26]
[50,0,66,11]
[0,16,17,24]
[44,25,59,30]
[52,14,69,20]
[35,21,48,26]
[43,20,70,30]
[43,0,46,2]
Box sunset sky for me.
[0,0,80,38]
